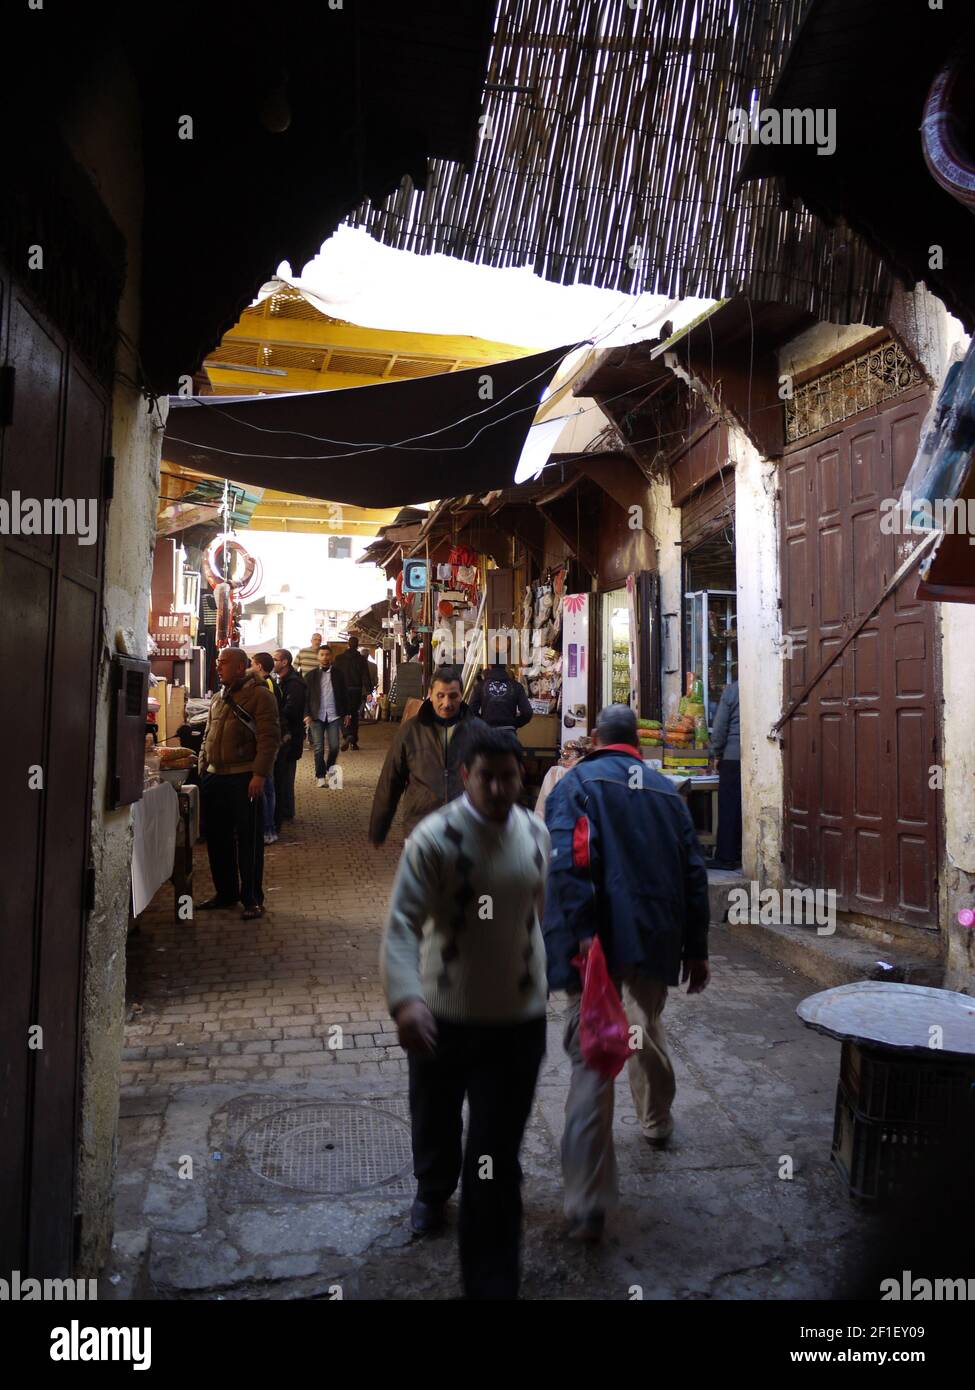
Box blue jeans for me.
[308,718,342,778]
[263,763,276,834]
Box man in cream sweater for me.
[380,726,549,1300]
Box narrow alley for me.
[110,723,873,1302]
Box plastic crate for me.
[839,1042,975,1125]
[831,1081,975,1204]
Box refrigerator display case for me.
[683,589,737,724]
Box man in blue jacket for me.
[542,704,711,1241]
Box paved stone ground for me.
[106,721,882,1301]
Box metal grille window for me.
[785,339,923,443]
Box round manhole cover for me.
[238,1103,413,1195]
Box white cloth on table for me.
[131,780,180,915]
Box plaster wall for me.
[60,46,165,1272]
[728,428,784,889]
[647,474,682,719]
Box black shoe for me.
[241,904,265,921]
[197,896,238,910]
[565,1213,605,1243]
[409,1198,447,1236]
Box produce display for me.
[659,673,715,774]
[638,718,662,749]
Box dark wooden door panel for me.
[30,577,99,1273]
[0,548,51,1272]
[0,261,108,1276]
[780,388,938,927]
[5,292,64,556]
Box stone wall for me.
[60,43,166,1272]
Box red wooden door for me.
[780,386,939,927]
[0,263,109,1274]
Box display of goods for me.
[684,702,705,718]
[638,719,662,730]
[159,745,193,767]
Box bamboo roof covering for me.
[349,0,894,326]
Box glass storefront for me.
[601,587,631,708]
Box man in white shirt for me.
[303,644,350,787]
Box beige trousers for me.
[561,972,675,1222]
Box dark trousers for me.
[308,717,342,778]
[715,757,742,866]
[408,1015,546,1299]
[344,689,362,745]
[200,771,264,907]
[273,754,298,829]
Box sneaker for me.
[316,777,327,788]
[340,740,350,752]
[264,830,278,845]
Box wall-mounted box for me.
[110,655,150,808]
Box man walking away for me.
[251,651,283,844]
[335,634,370,750]
[303,644,350,788]
[469,662,534,733]
[369,667,487,845]
[295,631,324,677]
[543,704,710,1240]
[380,727,549,1299]
[710,678,741,870]
[272,649,307,831]
[198,647,280,920]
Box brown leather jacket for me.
[369,700,487,843]
[199,671,280,779]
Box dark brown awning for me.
[163,345,572,508]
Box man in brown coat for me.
[369,668,487,845]
[198,647,280,919]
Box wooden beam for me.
[205,365,391,393]
[221,317,536,363]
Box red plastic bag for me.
[571,937,630,1078]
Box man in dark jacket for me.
[468,663,534,732]
[710,678,741,869]
[272,648,307,831]
[369,667,487,845]
[303,644,350,787]
[335,634,371,751]
[542,703,710,1241]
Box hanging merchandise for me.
[203,533,262,649]
[446,543,480,605]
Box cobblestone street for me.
[110,721,879,1301]
[124,725,409,1092]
